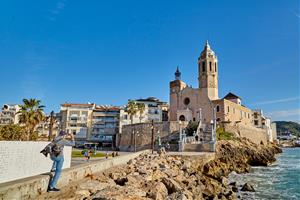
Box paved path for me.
[71,151,131,166]
[167,151,215,156]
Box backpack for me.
[40,137,63,157]
[51,143,63,157]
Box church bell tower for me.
[198,41,219,100]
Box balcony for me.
[93,118,118,123]
[67,117,87,123]
[0,118,14,124]
[92,128,116,135]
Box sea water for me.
[228,148,300,200]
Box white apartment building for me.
[60,103,95,141]
[253,109,277,142]
[120,97,169,127]
[0,104,20,125]
[91,105,120,147]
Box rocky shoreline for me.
[44,138,282,200]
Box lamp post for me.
[179,120,182,142]
[133,130,136,152]
[210,106,217,152]
[157,130,161,149]
[178,120,183,151]
[134,130,139,152]
[210,120,214,141]
[48,111,54,141]
[151,120,154,154]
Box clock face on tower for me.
[209,81,215,88]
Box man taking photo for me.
[47,131,75,192]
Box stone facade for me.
[168,41,274,145]
[117,121,186,151]
[169,41,217,125]
[222,124,268,144]
[213,98,252,127]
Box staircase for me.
[198,129,212,142]
[183,142,212,152]
[183,125,214,152]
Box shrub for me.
[216,127,236,140]
[0,124,27,141]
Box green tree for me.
[18,98,45,140]
[275,121,300,137]
[137,103,145,123]
[185,121,199,136]
[126,100,138,124]
[0,124,26,141]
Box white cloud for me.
[46,0,67,21]
[266,109,300,122]
[253,97,300,105]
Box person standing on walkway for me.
[48,131,75,192]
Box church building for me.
[169,41,253,128]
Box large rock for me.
[79,180,112,191]
[74,190,90,197]
[241,182,255,192]
[161,177,182,194]
[43,139,281,200]
[147,182,168,200]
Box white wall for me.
[0,141,72,184]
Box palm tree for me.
[137,103,145,123]
[126,100,138,124]
[18,98,45,140]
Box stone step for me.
[183,143,213,152]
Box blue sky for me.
[0,0,299,122]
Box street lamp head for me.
[210,120,214,125]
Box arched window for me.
[209,62,212,71]
[215,63,217,72]
[216,105,220,112]
[202,62,205,72]
[179,115,185,121]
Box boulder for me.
[127,159,135,165]
[241,182,255,192]
[232,186,238,192]
[74,190,90,197]
[147,182,168,200]
[79,180,112,191]
[158,147,166,156]
[162,177,182,194]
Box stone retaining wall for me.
[118,121,188,151]
[0,150,150,200]
[223,124,268,144]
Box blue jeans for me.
[51,160,56,171]
[49,155,64,188]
